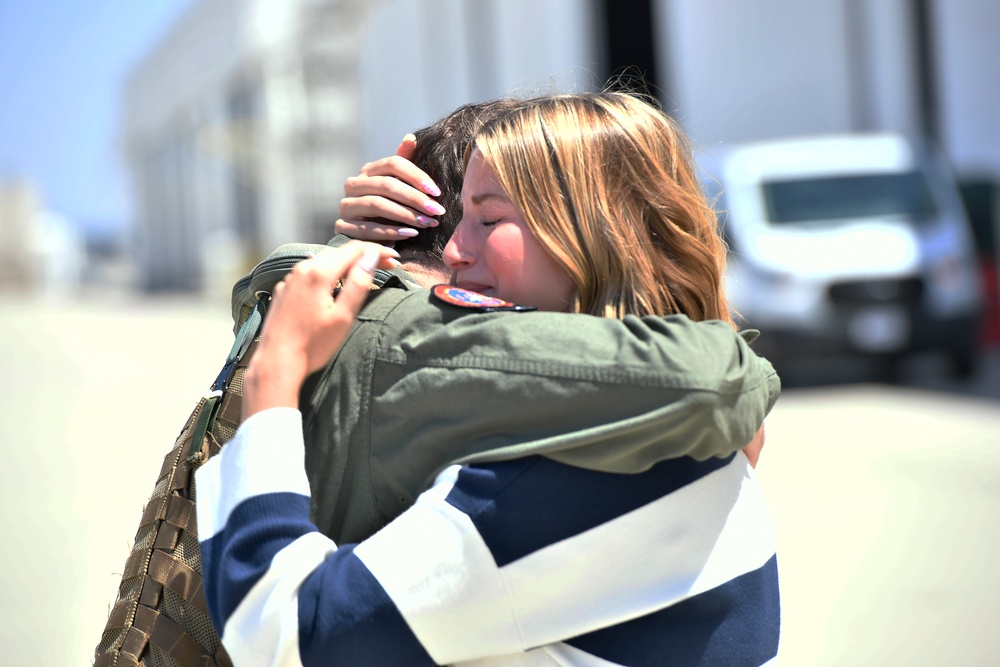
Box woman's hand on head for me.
[241,242,399,421]
[335,134,445,242]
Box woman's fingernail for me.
[423,180,441,197]
[359,249,379,275]
[396,227,419,238]
[424,200,446,216]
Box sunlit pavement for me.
[756,383,1000,665]
[1,294,998,666]
[1,294,234,667]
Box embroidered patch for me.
[431,285,536,312]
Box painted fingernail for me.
[423,180,441,197]
[396,228,419,238]
[424,200,446,216]
[359,249,379,275]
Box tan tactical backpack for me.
[93,242,351,666]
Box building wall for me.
[356,0,597,162]
[354,0,997,177]
[658,0,885,146]
[124,0,999,291]
[124,0,379,291]
[934,0,1000,178]
[0,181,85,293]
[655,0,998,183]
[125,0,258,290]
[0,181,43,290]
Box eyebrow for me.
[470,192,511,206]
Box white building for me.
[124,0,383,291]
[0,180,86,294]
[124,0,1000,291]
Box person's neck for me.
[399,261,451,288]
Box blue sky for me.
[0,0,194,235]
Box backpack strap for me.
[96,241,410,667]
[230,237,413,332]
[187,294,267,463]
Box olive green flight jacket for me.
[300,265,780,545]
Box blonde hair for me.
[472,92,733,325]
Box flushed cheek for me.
[486,239,526,288]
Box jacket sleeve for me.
[365,295,780,513]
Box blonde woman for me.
[447,93,732,322]
[196,93,781,666]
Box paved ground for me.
[1,293,998,665]
[1,293,235,667]
[756,385,1000,665]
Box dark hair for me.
[393,99,522,264]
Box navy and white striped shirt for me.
[196,408,779,666]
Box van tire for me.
[874,355,903,384]
[950,349,977,379]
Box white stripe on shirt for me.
[357,455,773,662]
[196,407,310,541]
[222,532,334,667]
[503,453,775,649]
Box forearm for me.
[239,241,390,423]
[195,409,437,666]
[743,424,766,468]
[196,408,314,661]
[197,410,530,665]
[241,351,307,421]
[372,305,780,478]
[197,406,778,665]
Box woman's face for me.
[442,150,576,312]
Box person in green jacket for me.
[250,94,779,546]
[210,91,781,663]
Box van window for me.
[763,171,937,224]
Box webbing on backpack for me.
[94,250,402,666]
[93,297,267,667]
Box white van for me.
[699,133,983,378]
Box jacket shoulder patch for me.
[431,285,536,312]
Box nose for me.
[443,221,474,271]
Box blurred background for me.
[1,0,998,664]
